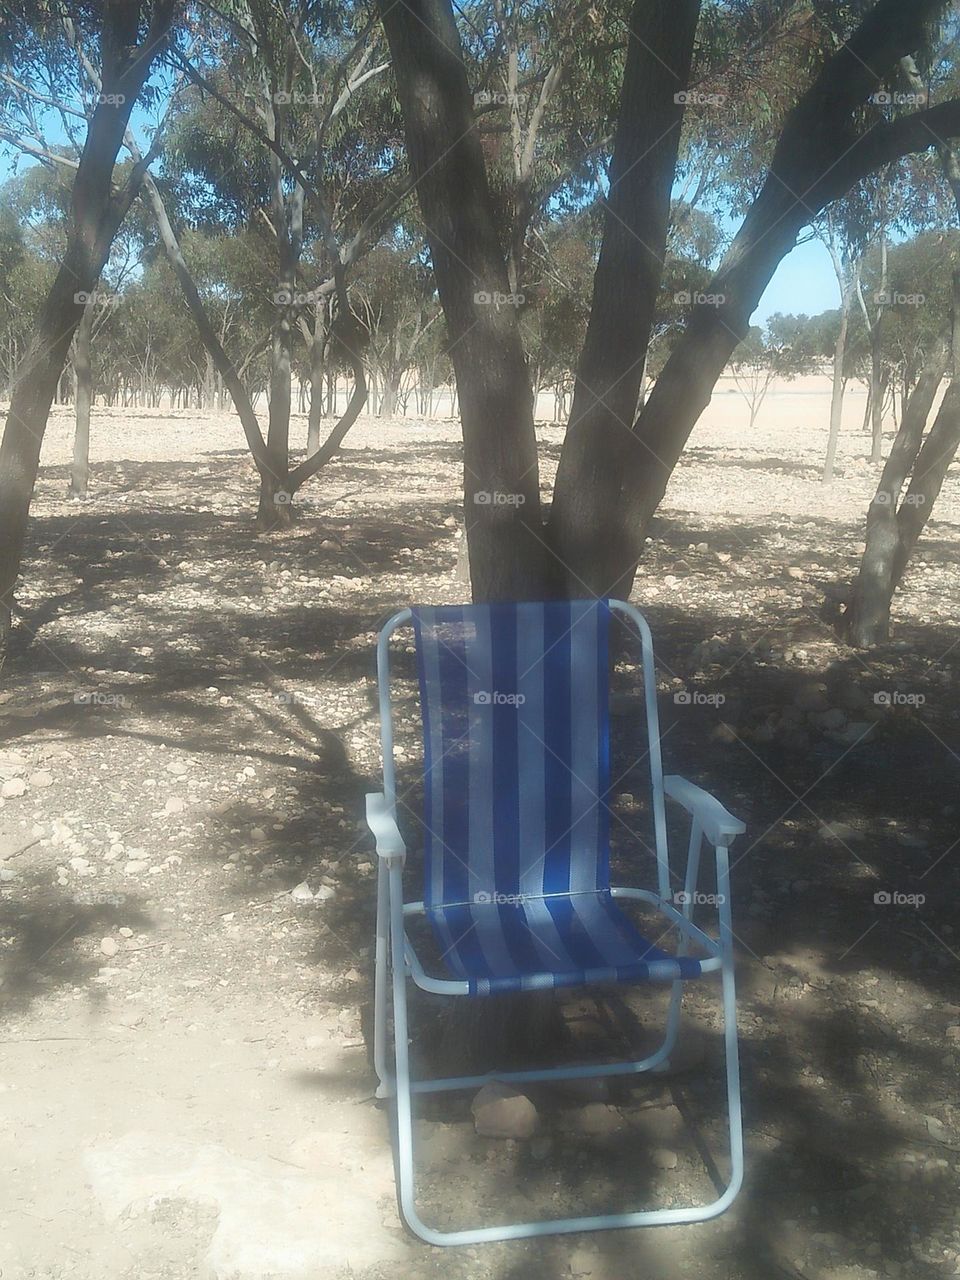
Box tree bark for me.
[69,300,95,499]
[377,0,546,601]
[891,383,960,587]
[558,0,957,600]
[547,0,701,596]
[842,335,950,646]
[824,287,852,482]
[306,306,329,455]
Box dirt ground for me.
[1,380,959,1280]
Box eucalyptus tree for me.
[378,0,960,601]
[159,0,408,525]
[840,44,960,646]
[0,0,180,635]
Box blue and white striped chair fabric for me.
[411,599,702,996]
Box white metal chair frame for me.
[366,599,746,1245]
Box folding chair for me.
[365,598,745,1245]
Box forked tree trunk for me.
[842,336,950,645]
[380,0,960,610]
[69,300,95,499]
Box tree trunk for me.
[380,368,401,418]
[870,319,884,463]
[823,294,851,482]
[546,0,701,596]
[69,300,95,499]
[890,383,960,587]
[306,312,328,456]
[258,312,296,530]
[860,381,873,433]
[377,0,548,601]
[842,335,949,645]
[0,0,175,636]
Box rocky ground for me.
[1,389,959,1279]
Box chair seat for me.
[421,890,703,996]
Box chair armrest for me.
[365,792,406,865]
[664,775,745,847]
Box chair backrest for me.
[408,599,619,909]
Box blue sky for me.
[1,99,841,324]
[754,236,837,324]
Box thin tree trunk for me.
[823,292,852,482]
[870,321,884,463]
[306,310,328,456]
[891,382,960,588]
[860,381,873,433]
[842,334,950,645]
[69,301,95,499]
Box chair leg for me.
[373,860,391,1098]
[716,845,744,1198]
[387,870,427,1237]
[385,860,744,1244]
